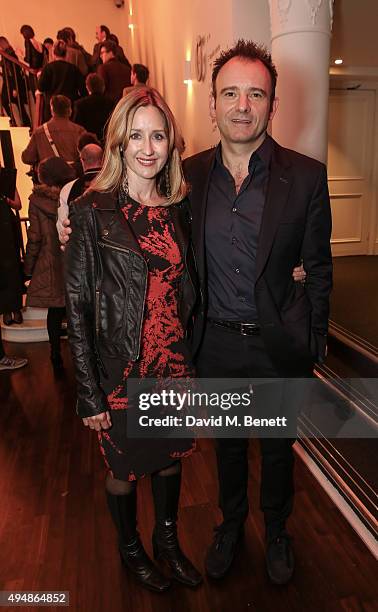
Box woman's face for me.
[124,105,169,184]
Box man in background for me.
[22,95,84,169]
[131,63,149,86]
[97,41,131,104]
[73,74,114,142]
[57,142,103,240]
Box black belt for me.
[208,318,261,336]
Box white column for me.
[269,0,334,163]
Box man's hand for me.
[83,411,112,431]
[292,263,306,284]
[59,217,72,251]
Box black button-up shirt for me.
[205,135,273,321]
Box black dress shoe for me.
[205,526,243,579]
[266,531,294,585]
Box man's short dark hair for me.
[50,94,71,118]
[100,40,117,56]
[53,40,67,58]
[44,37,53,46]
[57,29,72,44]
[86,73,105,95]
[132,63,149,84]
[77,131,101,151]
[20,25,35,39]
[212,39,278,110]
[100,25,111,39]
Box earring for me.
[120,168,129,201]
[165,164,171,198]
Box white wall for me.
[232,0,271,47]
[128,0,234,156]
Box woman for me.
[20,25,46,70]
[24,157,75,370]
[64,86,202,592]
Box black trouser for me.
[195,321,295,541]
[47,307,66,353]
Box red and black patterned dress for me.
[98,197,195,481]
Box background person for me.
[131,63,149,86]
[73,73,114,142]
[24,157,76,370]
[0,187,28,371]
[37,40,85,121]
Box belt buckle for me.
[241,323,252,336]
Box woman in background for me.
[24,157,75,370]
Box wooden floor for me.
[1,340,377,612]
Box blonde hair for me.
[91,86,187,204]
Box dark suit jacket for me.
[183,137,333,376]
[73,93,114,141]
[97,58,131,103]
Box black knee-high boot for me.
[151,472,202,587]
[106,489,170,592]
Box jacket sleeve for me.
[64,207,109,418]
[21,134,38,165]
[302,163,333,361]
[24,203,41,276]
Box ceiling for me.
[330,0,378,67]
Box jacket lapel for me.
[255,142,292,281]
[186,149,215,281]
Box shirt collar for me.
[215,133,273,174]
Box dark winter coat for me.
[24,185,65,308]
[0,195,23,313]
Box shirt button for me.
[232,207,237,212]
[235,268,240,274]
[232,237,236,244]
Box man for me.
[57,143,103,240]
[22,95,85,169]
[131,63,149,86]
[97,41,131,104]
[37,40,86,120]
[57,28,89,76]
[91,25,129,70]
[183,40,332,585]
[91,24,111,69]
[73,74,114,142]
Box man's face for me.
[100,46,112,63]
[96,26,106,43]
[210,57,277,148]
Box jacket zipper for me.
[98,239,148,360]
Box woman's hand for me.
[59,217,72,251]
[83,411,112,431]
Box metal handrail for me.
[0,48,43,129]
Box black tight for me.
[47,307,65,353]
[105,461,181,495]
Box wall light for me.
[334,58,343,65]
[184,60,192,85]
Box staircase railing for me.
[0,48,43,130]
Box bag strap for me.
[43,123,60,157]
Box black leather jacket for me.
[64,190,198,418]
